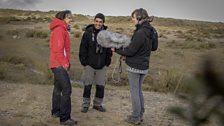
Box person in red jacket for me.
[49,10,77,126]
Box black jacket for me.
[116,21,152,70]
[79,24,112,69]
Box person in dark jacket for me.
[49,10,77,126]
[112,8,154,125]
[79,13,112,113]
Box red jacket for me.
[48,17,70,69]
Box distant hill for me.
[0,8,223,28]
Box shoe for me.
[81,107,89,113]
[51,113,60,118]
[60,119,77,126]
[141,118,143,122]
[140,116,143,122]
[125,115,141,125]
[93,105,106,112]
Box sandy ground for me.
[0,81,187,126]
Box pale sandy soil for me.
[0,81,188,126]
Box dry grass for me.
[25,29,48,39]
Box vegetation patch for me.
[73,31,82,38]
[73,24,80,30]
[25,30,48,39]
[0,56,32,67]
[7,29,20,36]
[166,40,216,50]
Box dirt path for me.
[0,81,186,126]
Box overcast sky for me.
[0,0,223,22]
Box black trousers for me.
[51,67,71,122]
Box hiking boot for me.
[60,119,77,126]
[93,105,106,112]
[125,115,141,125]
[81,107,89,113]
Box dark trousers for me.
[82,66,106,107]
[51,67,71,122]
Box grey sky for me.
[0,0,223,22]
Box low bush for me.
[162,68,184,92]
[25,30,48,39]
[7,29,20,36]
[0,62,7,80]
[74,31,82,38]
[0,56,32,67]
[73,24,80,30]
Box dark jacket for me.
[79,24,112,69]
[116,21,152,70]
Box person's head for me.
[94,13,105,30]
[55,10,73,25]
[131,8,153,25]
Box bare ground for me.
[0,81,188,126]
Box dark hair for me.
[131,8,153,22]
[94,13,105,23]
[55,10,72,20]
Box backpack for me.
[150,26,158,51]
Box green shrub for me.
[8,16,21,21]
[45,17,52,23]
[25,30,48,39]
[0,56,31,67]
[199,42,216,49]
[184,35,195,41]
[36,31,48,39]
[74,31,82,38]
[26,31,35,38]
[176,30,183,34]
[0,62,7,80]
[0,71,5,80]
[7,30,19,36]
[73,24,80,30]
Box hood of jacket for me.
[135,21,151,31]
[49,17,68,31]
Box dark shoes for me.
[81,106,106,113]
[125,115,141,125]
[60,119,77,126]
[51,113,60,118]
[93,105,106,112]
[81,107,89,113]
